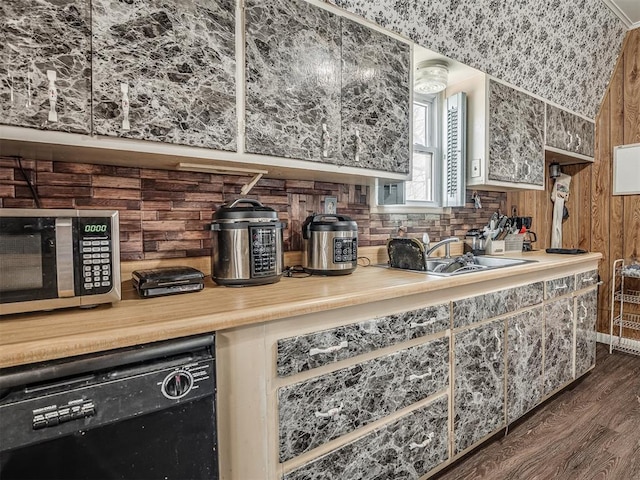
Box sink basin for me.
[386,255,536,277]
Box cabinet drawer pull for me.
[354,129,363,162]
[409,316,437,328]
[26,71,32,108]
[315,403,343,419]
[409,432,434,450]
[309,341,348,357]
[514,324,523,352]
[121,83,131,131]
[408,368,432,381]
[581,276,595,283]
[553,283,568,290]
[579,304,588,323]
[47,70,58,122]
[321,123,331,158]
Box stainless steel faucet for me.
[425,237,460,259]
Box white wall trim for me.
[597,332,640,351]
[601,0,633,28]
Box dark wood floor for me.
[434,343,640,480]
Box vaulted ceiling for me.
[604,0,640,28]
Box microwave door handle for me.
[55,218,75,297]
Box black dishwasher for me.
[0,334,218,480]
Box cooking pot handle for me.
[226,198,265,209]
[313,214,349,222]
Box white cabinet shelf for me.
[610,259,640,356]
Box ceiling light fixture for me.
[414,60,449,94]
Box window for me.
[376,93,442,209]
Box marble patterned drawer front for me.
[453,282,543,329]
[575,288,597,377]
[543,297,574,394]
[1,0,92,133]
[545,274,575,300]
[283,395,449,480]
[546,104,595,158]
[92,0,237,150]
[487,79,545,186]
[277,303,450,377]
[244,0,342,162]
[454,319,505,454]
[575,269,599,290]
[506,307,543,423]
[340,17,411,173]
[278,337,449,461]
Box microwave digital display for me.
[84,224,108,234]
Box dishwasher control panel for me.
[32,399,95,430]
[1,357,215,452]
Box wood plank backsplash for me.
[0,157,505,260]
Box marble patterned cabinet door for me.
[92,0,236,150]
[453,318,505,454]
[283,395,449,480]
[546,104,595,158]
[1,0,91,133]
[575,288,597,377]
[506,307,543,423]
[487,79,545,186]
[341,18,410,173]
[244,0,410,174]
[543,297,574,394]
[245,0,342,162]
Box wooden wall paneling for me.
[623,29,640,146]
[609,51,625,284]
[593,92,612,333]
[574,163,592,251]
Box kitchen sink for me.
[386,255,537,277]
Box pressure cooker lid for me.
[212,198,279,221]
[302,214,358,235]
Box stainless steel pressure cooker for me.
[210,199,286,286]
[302,214,358,275]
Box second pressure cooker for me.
[302,214,358,275]
[210,199,286,286]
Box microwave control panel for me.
[77,217,114,295]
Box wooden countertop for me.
[0,251,601,368]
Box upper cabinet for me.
[545,104,595,160]
[1,0,92,134]
[340,18,411,173]
[447,75,545,191]
[244,0,341,161]
[244,0,411,174]
[91,0,237,151]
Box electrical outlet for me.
[324,196,337,214]
[471,159,481,178]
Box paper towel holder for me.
[549,162,561,178]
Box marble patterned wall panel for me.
[1,0,91,133]
[507,307,543,423]
[340,18,410,173]
[277,303,450,377]
[543,297,574,394]
[284,395,449,480]
[453,281,543,329]
[245,0,342,162]
[278,337,449,461]
[487,80,545,186]
[575,289,597,377]
[325,0,626,119]
[92,0,236,150]
[546,104,595,157]
[454,319,505,454]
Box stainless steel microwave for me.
[0,209,121,315]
